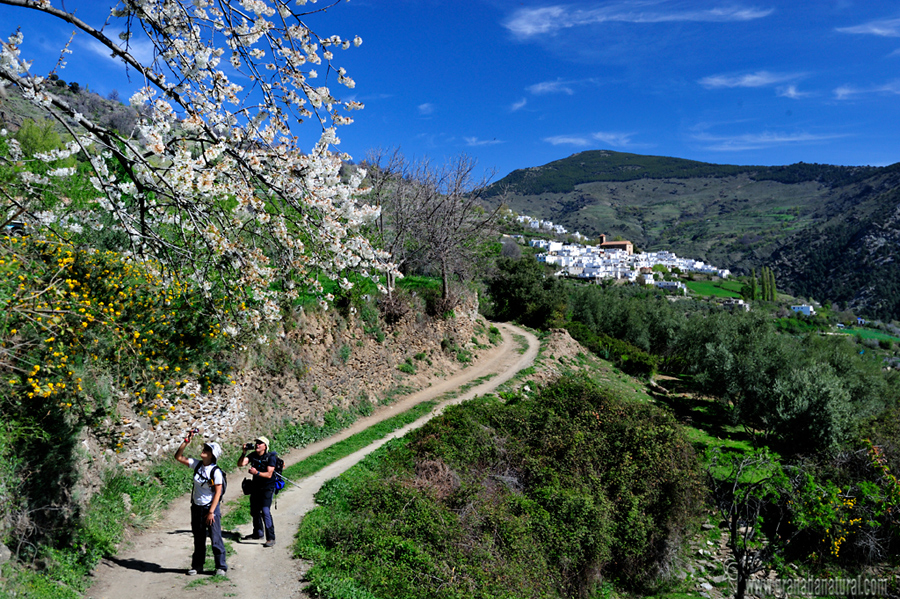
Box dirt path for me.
[86,323,538,599]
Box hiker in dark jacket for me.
[174,431,227,576]
[237,435,277,547]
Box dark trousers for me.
[250,486,275,541]
[190,503,227,572]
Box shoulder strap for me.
[194,463,224,486]
[211,465,226,492]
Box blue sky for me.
[4,1,900,180]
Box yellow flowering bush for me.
[1,231,233,439]
[787,444,900,566]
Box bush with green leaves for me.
[675,311,894,452]
[0,231,236,578]
[568,284,690,356]
[565,321,657,379]
[784,444,900,570]
[295,375,704,598]
[485,256,567,329]
[397,359,416,375]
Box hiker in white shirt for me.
[175,431,227,576]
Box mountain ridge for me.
[486,149,882,196]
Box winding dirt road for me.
[86,322,538,599]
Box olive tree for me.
[707,449,802,599]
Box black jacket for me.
[248,451,278,489]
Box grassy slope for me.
[684,280,743,298]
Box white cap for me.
[205,442,223,461]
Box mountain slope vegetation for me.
[770,163,900,320]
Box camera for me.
[244,442,255,451]
[190,428,200,435]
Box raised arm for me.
[174,430,195,466]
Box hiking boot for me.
[263,539,276,548]
[214,569,227,577]
[186,569,198,576]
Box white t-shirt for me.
[187,458,224,507]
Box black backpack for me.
[194,462,227,499]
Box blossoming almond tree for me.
[0,0,395,332]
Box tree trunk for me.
[441,256,450,300]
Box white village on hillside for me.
[510,214,731,295]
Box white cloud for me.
[544,135,592,146]
[464,136,503,146]
[695,131,844,151]
[505,6,567,37]
[418,103,435,115]
[699,70,800,89]
[504,3,773,38]
[592,131,635,147]
[528,80,576,95]
[834,81,900,100]
[833,85,857,100]
[542,131,637,148]
[777,85,809,99]
[511,98,528,111]
[837,18,900,37]
[82,29,155,66]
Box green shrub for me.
[783,444,900,570]
[565,322,658,379]
[486,256,567,329]
[338,344,352,363]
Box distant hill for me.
[0,79,140,139]
[485,150,879,196]
[484,150,900,320]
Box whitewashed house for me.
[790,304,816,317]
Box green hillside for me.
[486,149,879,196]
